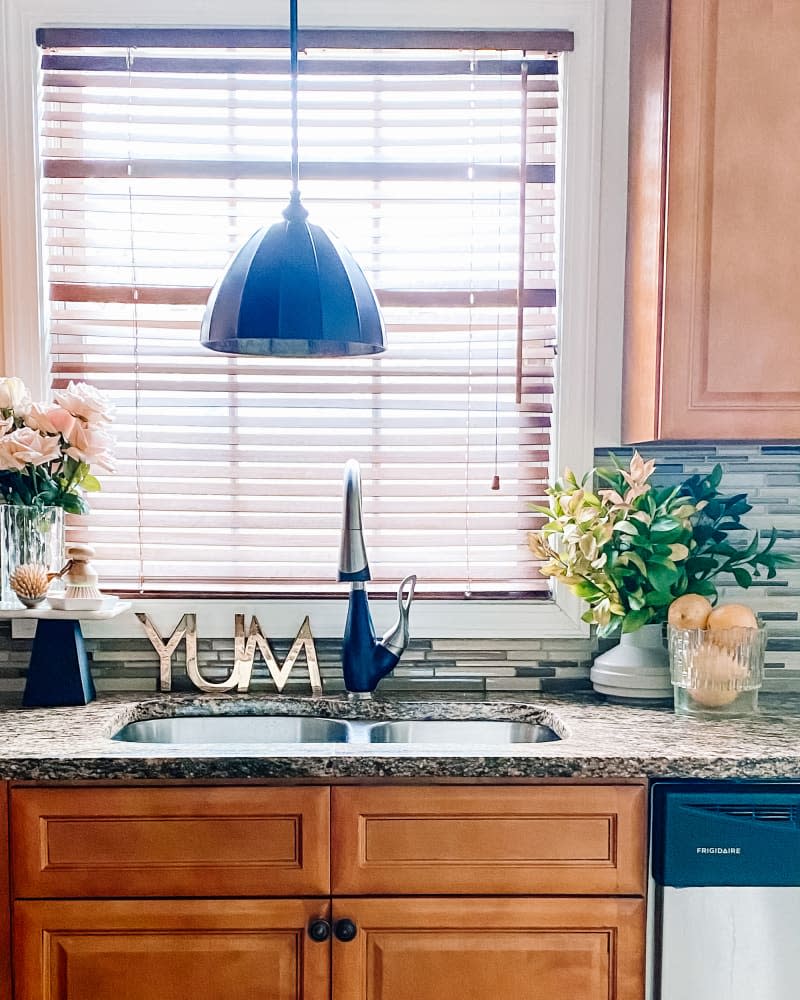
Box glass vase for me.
[0,505,64,608]
[668,624,767,719]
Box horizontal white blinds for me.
[38,31,564,596]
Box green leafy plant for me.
[529,453,793,637]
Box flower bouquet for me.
[529,453,792,638]
[0,377,114,515]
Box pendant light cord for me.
[283,0,308,221]
[290,0,299,193]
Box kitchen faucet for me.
[338,459,416,697]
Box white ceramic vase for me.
[590,622,673,702]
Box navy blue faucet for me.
[338,459,416,696]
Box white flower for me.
[53,381,113,425]
[64,421,115,471]
[0,377,31,413]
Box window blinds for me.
[36,28,568,596]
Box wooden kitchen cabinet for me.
[14,899,330,1000]
[331,784,646,895]
[624,0,800,440]
[332,897,645,1000]
[0,784,10,1000]
[11,785,330,898]
[9,782,647,999]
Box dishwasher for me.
[651,781,800,999]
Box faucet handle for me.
[379,574,417,657]
[399,573,416,613]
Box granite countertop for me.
[0,691,799,781]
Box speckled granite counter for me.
[0,691,799,781]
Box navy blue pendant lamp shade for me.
[200,2,386,358]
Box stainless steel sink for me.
[113,716,350,744]
[367,720,559,744]
[112,714,561,746]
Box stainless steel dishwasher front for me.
[651,781,800,1000]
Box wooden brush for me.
[63,543,102,601]
[9,563,51,608]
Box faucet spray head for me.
[338,458,371,582]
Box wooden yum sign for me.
[137,612,322,696]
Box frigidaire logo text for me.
[696,846,742,855]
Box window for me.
[35,26,575,599]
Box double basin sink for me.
[113,715,560,747]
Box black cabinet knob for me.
[308,919,331,942]
[334,918,358,942]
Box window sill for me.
[20,591,587,642]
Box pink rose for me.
[25,403,77,440]
[0,440,26,471]
[65,422,115,471]
[53,381,113,425]
[0,427,61,469]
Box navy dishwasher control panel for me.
[652,781,800,888]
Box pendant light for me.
[200,0,386,357]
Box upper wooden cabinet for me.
[624,0,800,441]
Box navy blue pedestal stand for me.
[22,619,96,707]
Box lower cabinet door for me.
[14,899,330,1000]
[332,897,645,1000]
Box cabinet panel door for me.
[332,784,646,895]
[14,899,330,1000]
[660,0,800,438]
[332,897,645,1000]
[12,785,329,897]
[0,784,9,1000]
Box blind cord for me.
[463,51,478,598]
[491,50,505,493]
[126,47,146,594]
